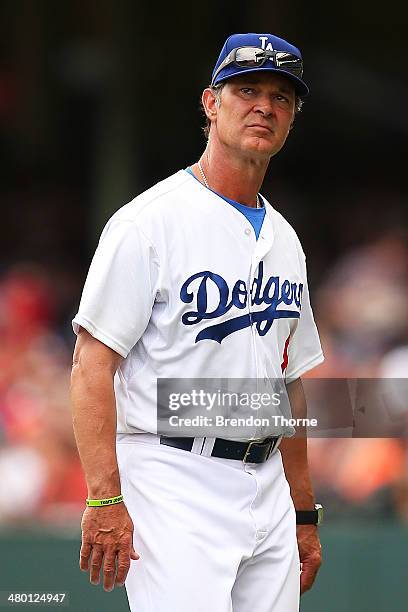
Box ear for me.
[289,110,296,132]
[202,88,219,124]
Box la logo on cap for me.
[259,36,274,51]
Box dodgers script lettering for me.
[180,262,303,343]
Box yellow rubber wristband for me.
[86,494,124,507]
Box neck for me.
[194,143,269,208]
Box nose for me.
[254,95,275,117]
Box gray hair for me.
[201,83,303,140]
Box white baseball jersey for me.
[73,170,323,438]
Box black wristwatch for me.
[296,503,324,526]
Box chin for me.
[243,136,278,156]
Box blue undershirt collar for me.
[185,167,266,240]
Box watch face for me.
[315,504,324,525]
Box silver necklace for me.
[198,160,261,208]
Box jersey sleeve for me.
[72,218,160,358]
[285,255,324,381]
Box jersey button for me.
[244,228,251,236]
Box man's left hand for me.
[297,524,322,594]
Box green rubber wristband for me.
[86,494,124,507]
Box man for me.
[71,32,324,612]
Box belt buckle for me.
[266,437,276,460]
[243,439,272,463]
[243,438,276,463]
[243,440,257,463]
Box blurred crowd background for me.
[0,0,407,531]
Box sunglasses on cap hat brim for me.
[211,46,304,87]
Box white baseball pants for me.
[116,434,300,612]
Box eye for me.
[275,94,290,104]
[240,87,255,95]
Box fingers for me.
[102,550,117,592]
[79,541,92,571]
[90,545,104,585]
[102,544,140,591]
[300,555,321,594]
[82,543,140,591]
[79,505,140,591]
[114,547,133,587]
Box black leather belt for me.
[159,436,280,463]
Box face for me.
[205,72,296,159]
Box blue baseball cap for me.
[211,33,309,96]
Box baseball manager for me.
[71,32,324,612]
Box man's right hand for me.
[79,502,140,592]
